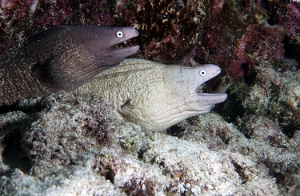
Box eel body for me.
[0,25,139,107]
[74,58,227,131]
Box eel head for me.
[30,25,139,91]
[137,63,228,131]
[73,26,140,66]
[165,64,228,114]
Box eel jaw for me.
[99,27,139,65]
[194,64,227,105]
[83,26,140,66]
[197,92,228,105]
[180,91,227,116]
[183,64,227,112]
[197,82,228,105]
[101,45,140,65]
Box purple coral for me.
[113,0,207,63]
[226,25,284,78]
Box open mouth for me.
[108,39,139,57]
[112,39,138,50]
[196,75,225,95]
[197,82,216,95]
[111,44,139,51]
[109,45,140,57]
[196,81,227,104]
[197,83,207,94]
[101,38,139,62]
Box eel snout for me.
[102,45,140,65]
[166,64,227,114]
[103,28,139,65]
[194,64,228,105]
[80,26,140,66]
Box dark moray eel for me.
[0,25,139,108]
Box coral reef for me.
[242,115,289,147]
[115,0,207,63]
[23,93,117,176]
[225,59,300,133]
[1,162,126,195]
[178,113,299,195]
[1,92,299,195]
[195,0,289,78]
[226,24,284,78]
[1,0,300,195]
[279,2,300,63]
[1,0,299,78]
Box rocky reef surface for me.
[1,0,300,195]
[0,90,299,195]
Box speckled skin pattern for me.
[0,25,139,106]
[74,58,227,131]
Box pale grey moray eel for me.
[0,25,139,107]
[73,58,228,131]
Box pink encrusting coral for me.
[195,0,288,78]
[226,25,284,78]
[281,3,300,40]
[115,0,207,63]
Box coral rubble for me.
[1,92,299,195]
[226,59,300,133]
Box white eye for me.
[199,70,206,76]
[116,30,123,38]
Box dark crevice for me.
[166,124,186,138]
[280,123,298,138]
[231,160,247,184]
[0,98,45,114]
[0,102,19,114]
[1,113,39,175]
[137,144,150,160]
[104,168,115,184]
[241,63,256,85]
[2,131,32,174]
[216,92,245,124]
[283,36,300,66]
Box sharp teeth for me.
[197,86,203,93]
[197,83,206,93]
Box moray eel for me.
[0,25,139,107]
[74,58,227,131]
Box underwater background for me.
[0,0,299,195]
